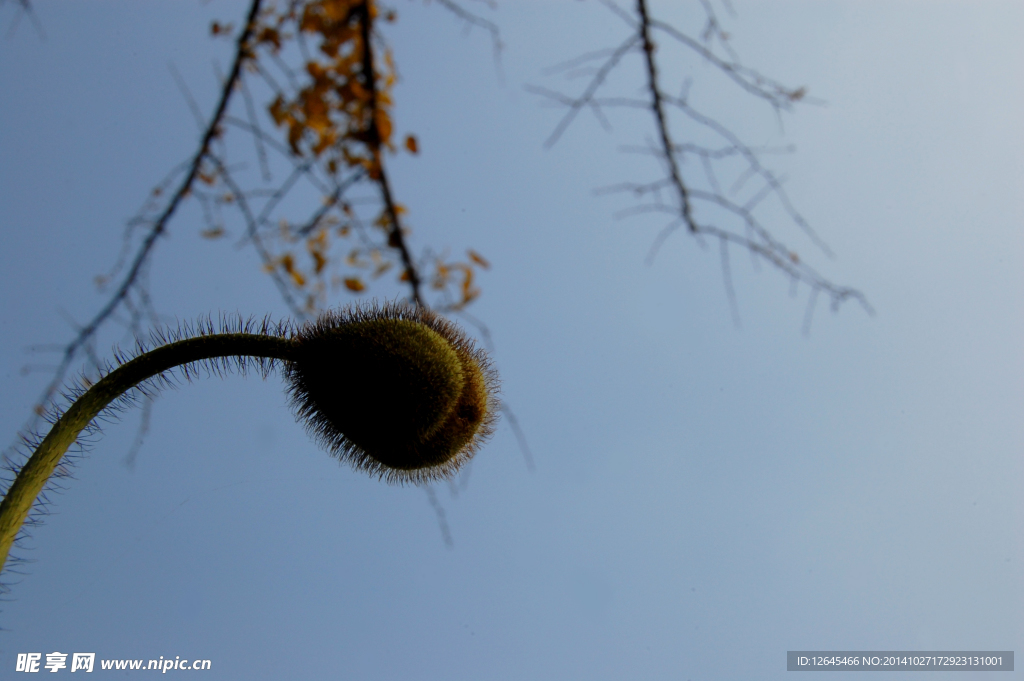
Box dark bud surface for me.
[286,301,498,483]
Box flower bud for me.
[285,301,498,483]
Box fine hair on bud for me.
[285,301,499,484]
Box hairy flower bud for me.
[285,301,498,483]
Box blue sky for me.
[0,1,1021,679]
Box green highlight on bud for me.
[0,301,499,574]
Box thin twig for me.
[22,0,264,426]
[424,485,454,549]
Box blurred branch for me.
[533,0,872,325]
[432,0,503,69]
[17,0,266,435]
[3,0,45,39]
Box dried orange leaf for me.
[268,96,287,126]
[467,249,490,269]
[461,267,475,294]
[374,109,393,146]
[312,251,328,274]
[258,27,281,50]
[404,134,418,154]
[343,277,365,292]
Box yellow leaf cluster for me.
[259,0,398,172]
[431,249,491,309]
[208,2,481,309]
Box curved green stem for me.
[0,333,296,573]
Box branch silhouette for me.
[532,0,872,328]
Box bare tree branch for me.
[3,0,45,40]
[526,34,641,149]
[532,0,872,323]
[433,0,503,69]
[17,0,265,435]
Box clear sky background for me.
[0,1,1021,679]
